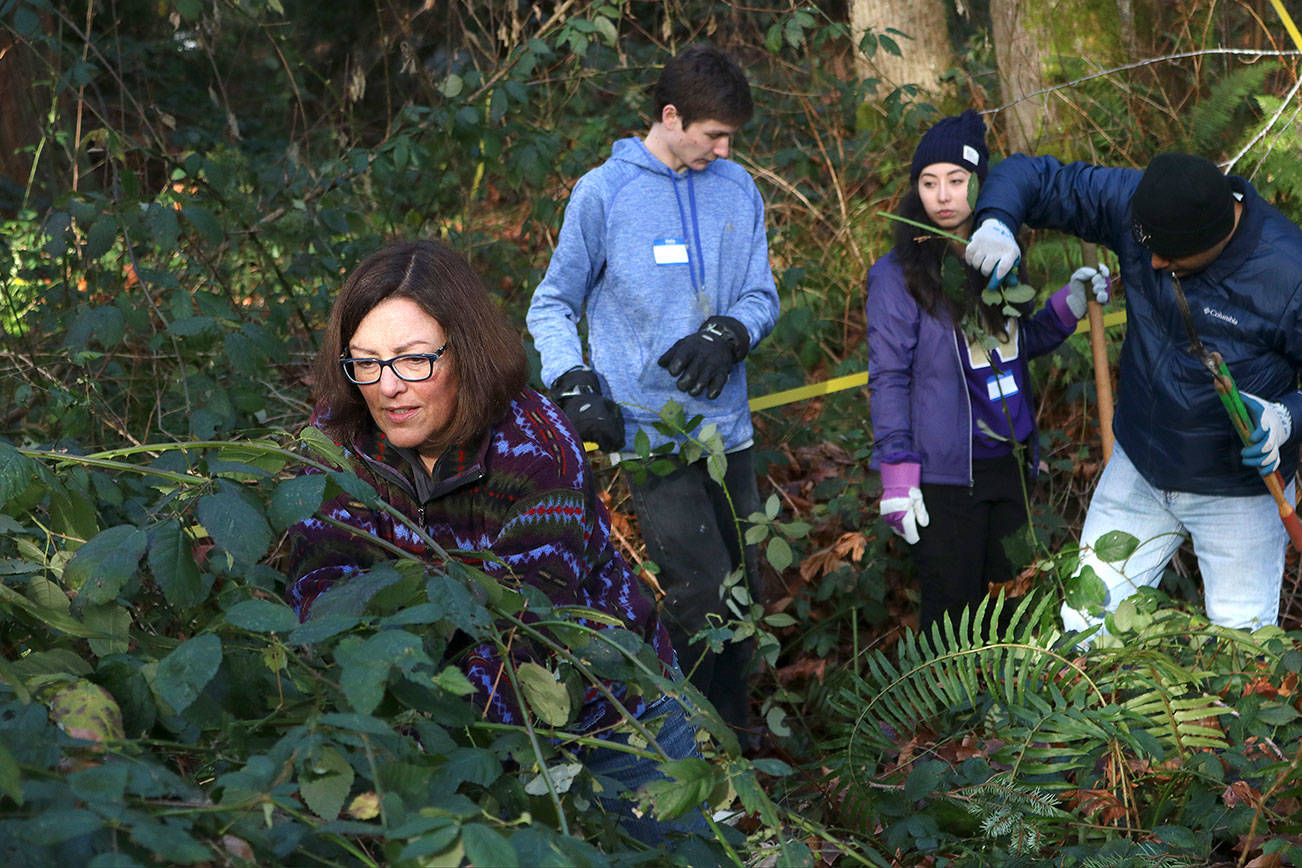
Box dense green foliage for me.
[2,0,1302,864]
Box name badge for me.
[986,371,1019,401]
[653,238,689,265]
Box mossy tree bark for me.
[850,0,954,97]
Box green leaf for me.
[85,215,117,260]
[0,742,23,805]
[766,536,793,572]
[69,763,129,804]
[65,525,148,605]
[16,808,103,844]
[197,488,272,564]
[440,74,464,98]
[65,304,125,350]
[318,712,398,737]
[903,759,946,801]
[148,519,206,608]
[26,575,70,614]
[435,748,501,789]
[226,599,299,633]
[516,661,571,726]
[706,451,727,486]
[46,680,124,743]
[1093,530,1139,562]
[0,442,38,506]
[642,757,715,819]
[289,613,359,644]
[1258,703,1299,726]
[156,633,222,713]
[83,603,131,656]
[167,315,218,338]
[269,474,327,531]
[127,816,210,863]
[310,563,406,619]
[461,824,518,868]
[300,746,354,820]
[967,174,980,212]
[592,16,618,45]
[181,203,222,243]
[1003,285,1036,304]
[765,704,791,737]
[1064,564,1107,611]
[1111,598,1137,633]
[432,665,477,697]
[299,426,350,468]
[144,202,180,250]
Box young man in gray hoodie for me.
[526,44,779,741]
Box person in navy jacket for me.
[866,110,1107,631]
[965,151,1302,633]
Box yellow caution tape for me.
[1271,0,1302,53]
[746,308,1128,413]
[1071,309,1127,336]
[583,308,1128,449]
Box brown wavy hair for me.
[311,239,529,449]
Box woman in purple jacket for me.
[286,239,705,842]
[865,111,1109,631]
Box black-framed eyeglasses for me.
[339,343,448,385]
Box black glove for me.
[549,368,625,452]
[656,315,749,400]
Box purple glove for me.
[880,462,929,545]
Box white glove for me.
[879,461,930,546]
[965,219,1021,281]
[1240,392,1293,476]
[1065,264,1111,319]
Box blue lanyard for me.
[671,171,707,293]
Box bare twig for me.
[985,48,1302,118]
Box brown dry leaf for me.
[1064,787,1129,826]
[833,531,869,562]
[222,835,255,860]
[1222,779,1261,809]
[952,734,986,762]
[799,547,846,583]
[1244,854,1283,868]
[775,656,828,685]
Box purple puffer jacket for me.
[865,250,1077,485]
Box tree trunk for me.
[0,31,42,206]
[849,0,954,96]
[989,0,1056,153]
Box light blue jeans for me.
[1063,442,1290,633]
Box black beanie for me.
[1130,153,1235,258]
[910,109,989,183]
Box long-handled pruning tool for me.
[1170,273,1302,551]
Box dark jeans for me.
[914,452,1030,631]
[627,447,761,734]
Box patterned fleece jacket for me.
[285,388,675,730]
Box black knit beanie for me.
[1130,153,1235,258]
[910,109,989,183]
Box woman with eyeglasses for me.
[285,239,706,843]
